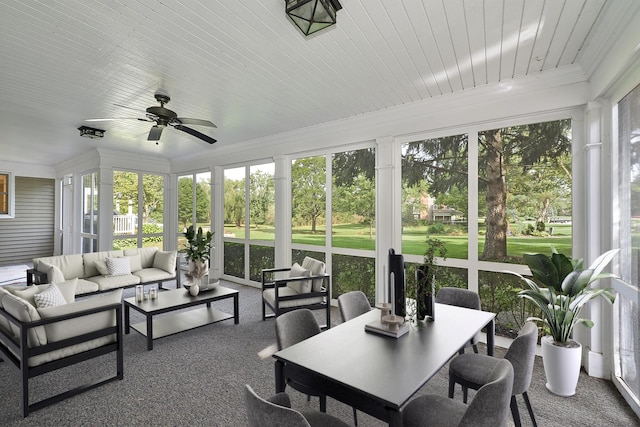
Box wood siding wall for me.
[0,177,54,266]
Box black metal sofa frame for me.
[0,302,123,417]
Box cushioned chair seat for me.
[403,394,468,426]
[263,288,324,309]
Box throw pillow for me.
[14,285,40,307]
[34,283,67,308]
[38,261,66,284]
[301,256,326,292]
[94,259,109,276]
[287,263,311,294]
[53,278,78,303]
[152,250,177,274]
[106,257,131,276]
[127,254,143,272]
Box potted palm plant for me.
[509,248,619,396]
[183,225,213,293]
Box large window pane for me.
[618,84,640,402]
[402,135,469,258]
[332,254,375,301]
[292,156,326,246]
[250,164,274,241]
[224,241,244,279]
[332,148,376,250]
[224,167,245,238]
[249,244,275,282]
[142,173,164,250]
[113,171,138,236]
[478,120,572,262]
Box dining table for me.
[273,303,495,426]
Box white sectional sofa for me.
[28,247,179,295]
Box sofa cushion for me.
[2,293,47,347]
[106,257,131,276]
[94,259,109,276]
[37,261,66,284]
[54,278,78,303]
[13,285,40,307]
[301,257,326,292]
[75,279,100,295]
[0,287,16,338]
[287,263,312,294]
[88,274,140,291]
[34,254,85,281]
[34,283,67,308]
[153,250,177,274]
[82,250,124,278]
[133,268,176,283]
[125,247,159,269]
[127,254,143,272]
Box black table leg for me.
[124,305,130,334]
[487,318,495,356]
[146,313,153,351]
[234,293,239,324]
[275,361,286,393]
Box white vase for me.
[541,335,582,396]
[189,282,200,296]
[188,260,208,277]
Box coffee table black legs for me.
[233,293,239,324]
[146,314,154,351]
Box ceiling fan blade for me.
[176,118,217,128]
[84,117,148,122]
[174,125,217,144]
[148,125,164,141]
[114,103,146,113]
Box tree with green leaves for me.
[224,178,245,228]
[334,174,376,238]
[177,177,211,229]
[292,156,326,233]
[250,170,275,227]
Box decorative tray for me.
[183,280,219,293]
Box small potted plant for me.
[509,248,619,396]
[183,225,213,290]
[415,237,447,321]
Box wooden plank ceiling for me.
[0,0,632,165]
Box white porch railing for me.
[113,214,137,234]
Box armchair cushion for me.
[288,263,311,294]
[262,287,324,309]
[301,257,326,292]
[2,293,47,346]
[37,261,66,284]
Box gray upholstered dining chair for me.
[402,358,514,427]
[275,309,326,412]
[448,321,539,427]
[244,384,350,427]
[338,290,371,322]
[435,287,482,354]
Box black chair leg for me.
[352,407,358,426]
[319,395,327,412]
[448,377,455,398]
[510,395,522,427]
[462,386,468,404]
[522,391,537,427]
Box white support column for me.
[211,166,224,280]
[375,136,397,304]
[580,101,607,377]
[274,155,292,268]
[97,167,113,252]
[164,173,178,251]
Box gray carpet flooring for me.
[0,280,638,426]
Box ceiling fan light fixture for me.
[286,0,342,37]
[78,126,105,139]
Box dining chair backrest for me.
[244,384,311,427]
[338,291,371,322]
[460,359,514,427]
[275,308,322,350]
[504,321,538,395]
[435,287,481,310]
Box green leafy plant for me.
[510,249,618,344]
[183,225,213,264]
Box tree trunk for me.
[311,216,317,233]
[482,129,508,260]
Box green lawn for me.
[224,222,572,261]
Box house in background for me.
[1,0,640,418]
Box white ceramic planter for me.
[541,335,582,396]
